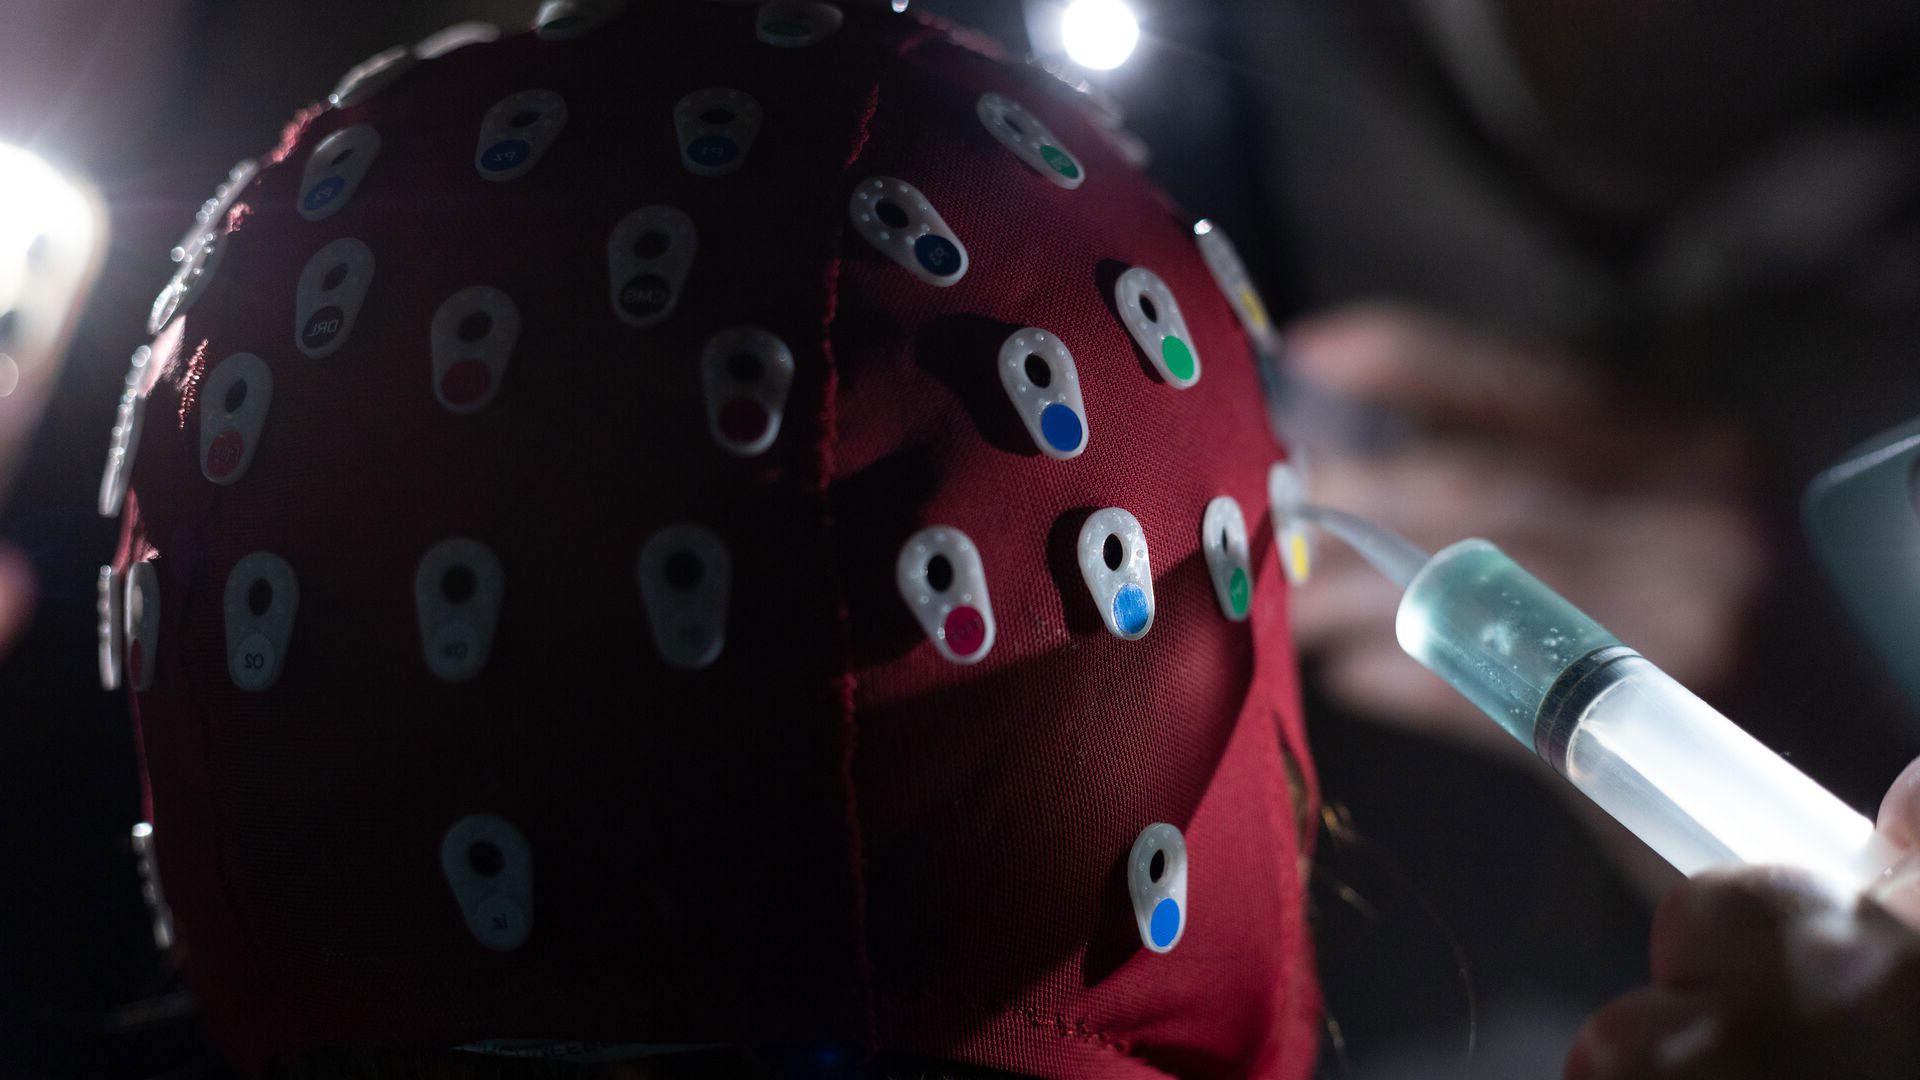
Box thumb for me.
[1876,756,1920,851]
[1870,757,1920,928]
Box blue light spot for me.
[913,233,962,277]
[1113,583,1150,636]
[688,135,739,167]
[302,177,345,211]
[1038,402,1082,453]
[1150,897,1181,948]
[479,139,532,173]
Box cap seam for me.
[819,78,885,1060]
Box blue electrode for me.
[1299,504,1902,895]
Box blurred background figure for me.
[1249,0,1920,783]
[6,0,1920,1077]
[1239,0,1920,1073]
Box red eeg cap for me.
[108,3,1321,1076]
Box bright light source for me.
[0,143,96,315]
[1061,0,1139,71]
[0,143,103,505]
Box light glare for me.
[1061,0,1139,71]
[0,144,94,314]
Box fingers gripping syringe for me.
[1296,503,1902,896]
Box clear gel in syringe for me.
[1293,502,1901,896]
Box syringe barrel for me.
[1542,650,1892,891]
[1395,539,1621,746]
[1397,539,1896,892]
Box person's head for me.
[104,3,1317,1076]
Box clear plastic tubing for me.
[1393,538,1900,895]
[1299,504,1428,588]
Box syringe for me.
[1296,503,1903,896]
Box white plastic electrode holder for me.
[998,327,1088,460]
[224,552,298,692]
[169,159,256,266]
[1202,495,1253,621]
[415,21,500,57]
[125,560,161,692]
[149,160,253,332]
[608,206,697,328]
[415,538,505,683]
[97,565,123,691]
[896,527,996,664]
[1127,822,1189,953]
[441,813,533,951]
[198,352,272,486]
[148,243,221,338]
[329,46,416,109]
[1193,219,1274,343]
[151,160,255,334]
[1115,267,1201,388]
[299,125,380,221]
[849,177,968,286]
[700,326,795,457]
[976,92,1085,189]
[674,89,763,177]
[533,0,629,39]
[130,821,175,950]
[638,524,731,670]
[1267,461,1311,586]
[100,342,158,517]
[475,90,568,181]
[756,2,844,46]
[295,238,374,359]
[1078,507,1154,640]
[430,286,521,414]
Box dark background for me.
[6,1,1920,1077]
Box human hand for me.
[1283,303,1769,755]
[1564,756,1920,1078]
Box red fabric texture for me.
[115,4,1320,1077]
